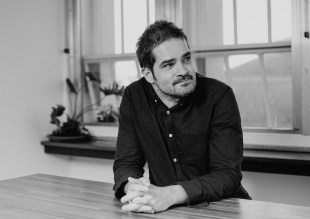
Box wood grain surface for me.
[0,174,309,218]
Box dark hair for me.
[136,20,189,71]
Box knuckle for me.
[148,199,156,206]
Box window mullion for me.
[259,53,274,128]
[291,0,303,133]
[146,0,150,25]
[121,0,125,54]
[223,55,233,87]
[267,0,272,43]
[233,0,238,45]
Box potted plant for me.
[48,74,99,142]
[48,73,125,142]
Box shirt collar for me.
[143,77,196,114]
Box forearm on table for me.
[168,185,188,206]
[122,182,189,212]
[178,170,241,204]
[113,170,144,199]
[123,178,188,201]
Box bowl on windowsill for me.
[47,134,92,143]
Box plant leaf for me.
[50,104,65,126]
[101,81,125,96]
[85,72,100,83]
[66,78,78,94]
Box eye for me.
[184,56,191,63]
[163,63,174,69]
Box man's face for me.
[150,38,196,99]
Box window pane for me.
[123,0,148,53]
[236,0,268,44]
[271,0,292,42]
[204,56,227,83]
[228,55,267,128]
[223,0,235,45]
[115,61,139,86]
[229,54,257,68]
[264,52,293,129]
[225,53,293,129]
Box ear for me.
[141,68,155,84]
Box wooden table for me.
[0,174,309,218]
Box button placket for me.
[165,110,179,167]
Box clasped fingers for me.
[127,183,149,193]
[121,191,142,203]
[122,202,154,214]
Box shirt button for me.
[173,158,177,162]
[155,99,157,103]
[169,133,173,138]
[166,110,170,115]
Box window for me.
[69,0,309,139]
[80,0,181,123]
[114,0,155,85]
[183,0,294,130]
[114,0,155,54]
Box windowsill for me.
[41,132,310,176]
[83,125,310,152]
[41,124,310,176]
[243,132,310,152]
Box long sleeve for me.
[177,88,244,205]
[113,88,146,199]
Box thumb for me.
[140,177,150,186]
[128,177,142,184]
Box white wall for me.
[0,0,70,180]
[69,157,114,183]
[243,172,310,207]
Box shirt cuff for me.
[113,175,130,199]
[113,173,143,199]
[177,180,206,205]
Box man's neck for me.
[152,84,179,108]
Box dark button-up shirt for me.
[113,73,250,205]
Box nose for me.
[176,62,188,77]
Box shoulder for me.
[122,78,153,108]
[196,73,231,97]
[123,77,148,97]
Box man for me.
[113,20,250,214]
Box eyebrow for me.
[159,52,192,67]
[160,58,175,68]
[183,52,191,58]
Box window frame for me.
[191,42,297,132]
[66,0,310,152]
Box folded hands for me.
[121,177,187,214]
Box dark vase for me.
[58,120,81,136]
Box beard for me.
[153,74,196,99]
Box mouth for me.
[173,75,193,85]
